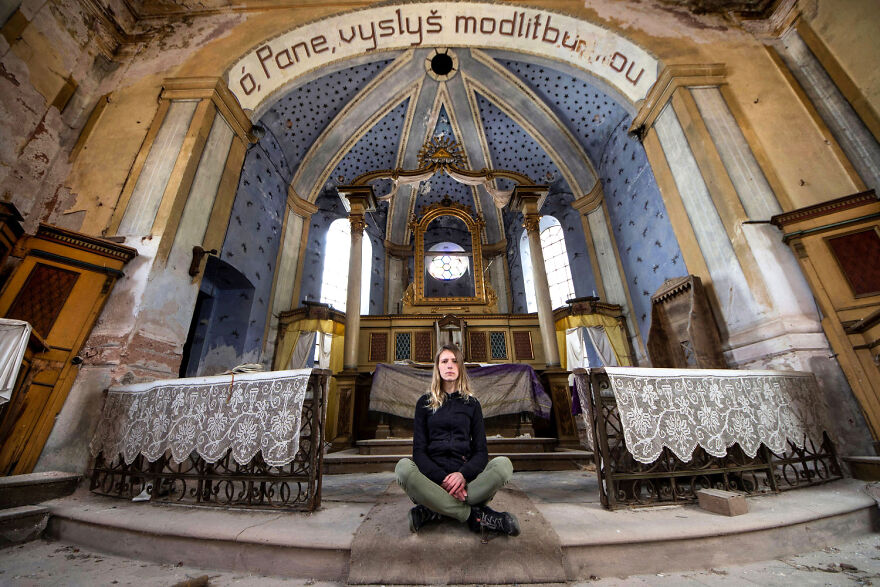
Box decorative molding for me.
[739,0,800,38]
[287,186,318,219]
[384,240,413,258]
[161,77,255,142]
[481,239,507,259]
[629,64,727,139]
[770,190,879,227]
[35,224,138,263]
[571,181,604,215]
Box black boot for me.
[408,505,441,532]
[469,505,520,536]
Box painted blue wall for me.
[475,92,596,310]
[195,128,288,373]
[599,118,688,339]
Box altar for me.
[574,367,842,509]
[89,368,330,511]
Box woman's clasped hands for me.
[442,471,467,501]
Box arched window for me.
[320,218,372,313]
[520,216,576,313]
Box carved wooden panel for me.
[414,331,433,363]
[468,331,487,362]
[6,263,79,337]
[827,229,880,296]
[369,332,387,362]
[512,331,534,360]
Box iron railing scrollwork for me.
[90,370,328,512]
[580,369,842,509]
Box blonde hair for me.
[428,344,474,411]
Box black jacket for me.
[412,391,489,485]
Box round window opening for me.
[427,242,468,281]
[430,53,454,76]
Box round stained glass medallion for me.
[427,242,468,281]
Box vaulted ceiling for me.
[256,47,635,245]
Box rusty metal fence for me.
[90,370,328,512]
[576,369,842,509]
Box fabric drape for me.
[585,326,619,367]
[0,319,31,406]
[555,314,632,368]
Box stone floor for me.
[2,471,877,585]
[2,533,879,586]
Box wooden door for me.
[0,225,136,475]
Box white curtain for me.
[444,167,515,208]
[289,331,317,370]
[585,326,619,367]
[374,167,515,208]
[375,168,437,201]
[316,332,333,369]
[566,328,586,369]
[0,319,31,406]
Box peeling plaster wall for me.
[807,0,880,119]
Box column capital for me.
[337,184,377,216]
[522,213,541,234]
[510,185,549,215]
[628,64,727,140]
[161,77,256,143]
[349,215,367,234]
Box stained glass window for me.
[427,242,468,281]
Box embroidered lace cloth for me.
[89,369,312,466]
[369,363,551,419]
[575,367,831,464]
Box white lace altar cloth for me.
[89,369,312,467]
[580,367,832,464]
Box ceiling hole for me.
[431,53,454,76]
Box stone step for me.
[0,471,81,509]
[323,449,593,475]
[843,456,880,481]
[0,505,49,546]
[356,437,557,455]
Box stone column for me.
[333,185,376,448]
[36,77,256,474]
[336,185,377,370]
[511,186,560,367]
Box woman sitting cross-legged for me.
[395,344,520,536]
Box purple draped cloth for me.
[369,363,551,419]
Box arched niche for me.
[409,203,489,308]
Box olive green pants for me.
[394,456,513,522]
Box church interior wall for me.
[198,128,288,371]
[600,118,689,343]
[805,0,880,125]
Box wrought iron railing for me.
[577,369,842,509]
[90,370,327,511]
